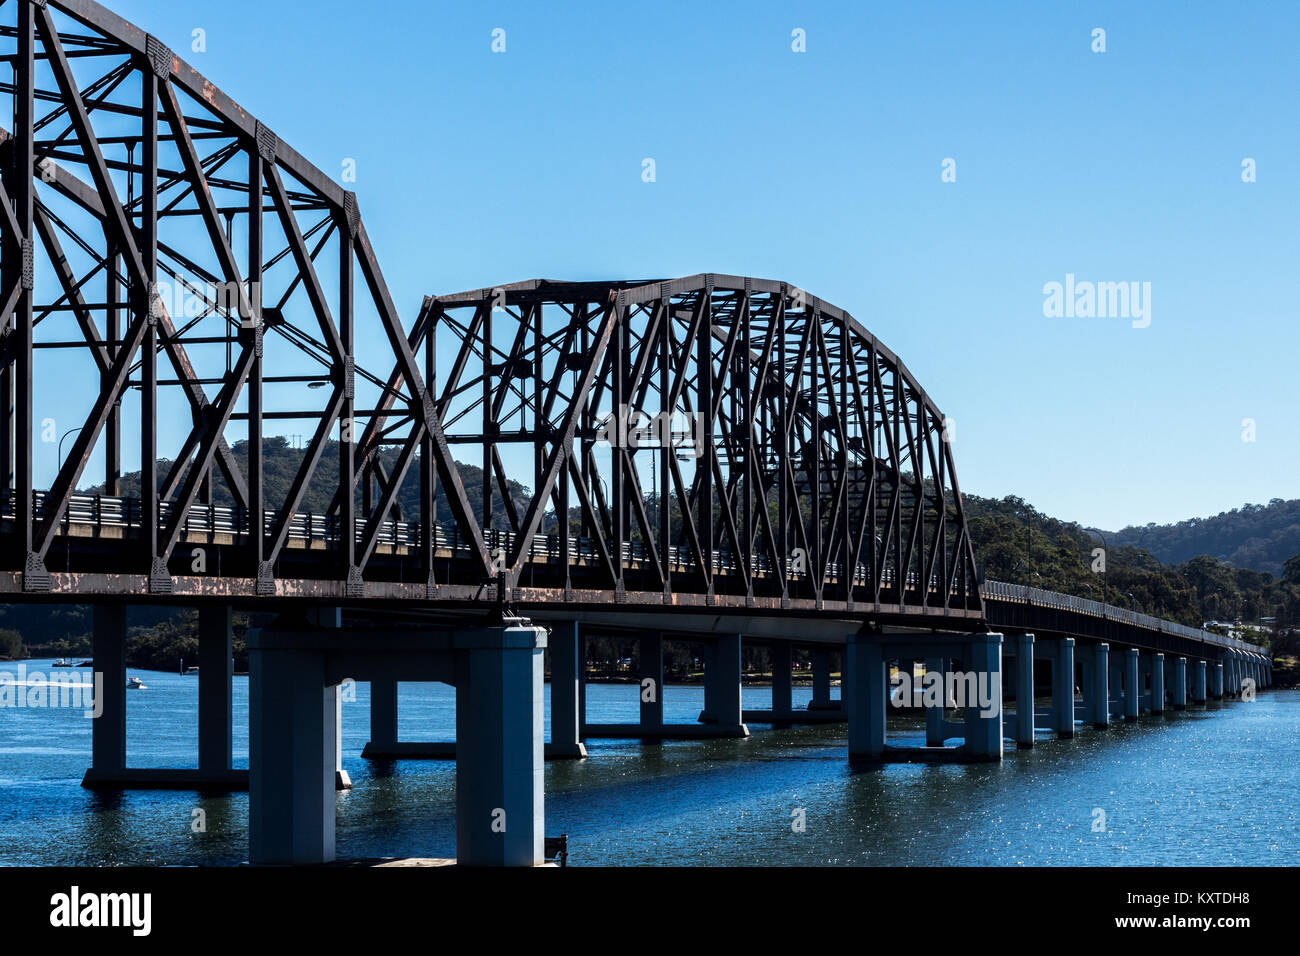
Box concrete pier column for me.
[92,605,127,774]
[771,642,793,716]
[1149,652,1165,714]
[548,622,586,758]
[1191,659,1207,704]
[924,656,947,747]
[700,642,718,722]
[1052,637,1075,738]
[639,632,664,730]
[1125,649,1140,720]
[369,680,398,750]
[810,648,834,710]
[577,627,588,732]
[1015,634,1035,747]
[455,626,546,867]
[846,636,887,760]
[1108,653,1125,721]
[198,605,234,773]
[1210,661,1224,698]
[249,643,340,865]
[963,634,1004,761]
[1172,657,1187,710]
[708,634,745,733]
[1090,643,1109,728]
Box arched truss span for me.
[425,275,983,621]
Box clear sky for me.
[76,0,1300,530]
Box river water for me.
[1,659,1296,866]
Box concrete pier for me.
[249,643,341,864]
[1125,649,1140,720]
[1051,637,1075,738]
[705,634,746,735]
[1191,659,1207,704]
[639,633,664,730]
[1148,652,1165,715]
[454,627,546,867]
[925,656,947,746]
[1108,652,1125,721]
[963,634,1003,761]
[1015,634,1035,747]
[846,636,887,760]
[1211,660,1224,698]
[248,621,547,866]
[198,605,234,774]
[850,633,1004,762]
[771,642,793,719]
[809,648,838,710]
[548,622,587,758]
[1171,656,1187,710]
[83,603,253,792]
[91,604,126,776]
[699,642,719,722]
[363,622,588,760]
[369,680,398,751]
[1088,642,1109,728]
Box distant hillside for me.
[964,494,1300,635]
[1108,498,1300,576]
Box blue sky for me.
[82,0,1300,530]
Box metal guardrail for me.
[978,579,1266,654]
[7,491,937,584]
[1,491,1269,654]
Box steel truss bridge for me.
[0,0,1268,662]
[0,0,1274,869]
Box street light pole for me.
[57,427,82,471]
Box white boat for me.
[126,676,146,690]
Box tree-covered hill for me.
[1107,498,1300,577]
[964,494,1300,634]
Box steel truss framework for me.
[0,0,982,626]
[430,276,981,620]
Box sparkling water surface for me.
[1,659,1296,866]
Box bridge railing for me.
[14,491,964,595]
[980,579,1266,654]
[4,491,1267,651]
